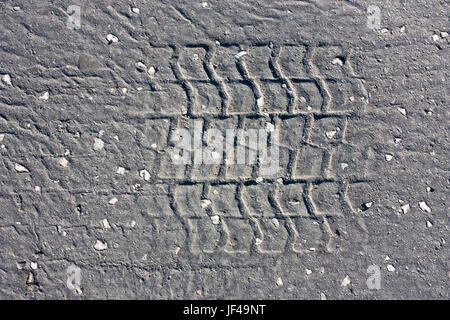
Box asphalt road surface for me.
[0,0,448,299]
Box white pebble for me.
[102,218,111,229]
[426,220,433,228]
[0,134,4,142]
[276,277,283,286]
[201,2,208,8]
[58,157,68,167]
[210,215,220,225]
[14,163,29,172]
[34,186,41,193]
[326,130,337,139]
[117,167,126,174]
[13,6,21,11]
[255,238,262,245]
[331,57,344,66]
[94,240,108,251]
[397,107,407,116]
[257,97,265,108]
[340,163,348,170]
[139,169,150,181]
[341,275,350,287]
[39,92,49,101]
[93,138,104,151]
[306,269,312,275]
[131,7,140,14]
[385,154,393,161]
[1,74,12,86]
[148,66,156,75]
[419,201,431,213]
[320,293,327,300]
[136,62,146,72]
[108,197,118,205]
[30,262,38,270]
[234,51,247,59]
[386,264,395,272]
[432,34,440,41]
[255,177,263,183]
[106,34,118,43]
[401,204,410,214]
[200,199,211,209]
[265,122,275,132]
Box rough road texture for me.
[0,0,448,299]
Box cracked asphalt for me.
[0,0,448,299]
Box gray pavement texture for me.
[0,0,448,299]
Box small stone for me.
[39,92,49,101]
[255,177,263,183]
[331,57,344,66]
[139,169,150,181]
[394,138,402,144]
[265,122,275,132]
[269,42,274,49]
[14,163,29,172]
[340,163,348,170]
[201,2,208,8]
[385,255,390,261]
[130,220,136,228]
[0,134,4,142]
[276,277,283,286]
[200,199,211,209]
[1,74,12,86]
[385,154,393,161]
[320,293,327,300]
[257,97,264,108]
[215,40,220,46]
[195,290,202,296]
[108,197,118,205]
[121,88,127,94]
[419,201,431,213]
[441,32,448,38]
[93,138,104,151]
[94,240,108,251]
[255,238,262,245]
[136,62,146,72]
[102,218,111,229]
[58,157,68,167]
[306,269,312,275]
[401,204,410,214]
[397,107,407,116]
[26,272,34,284]
[426,220,433,228]
[400,26,406,33]
[309,247,316,252]
[106,34,118,43]
[386,264,395,272]
[299,96,307,104]
[13,6,21,11]
[276,178,283,184]
[147,66,156,75]
[341,275,350,287]
[235,51,247,59]
[326,130,337,139]
[34,186,41,193]
[210,215,220,225]
[131,7,140,14]
[432,34,440,41]
[117,167,126,174]
[281,83,287,89]
[30,262,38,270]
